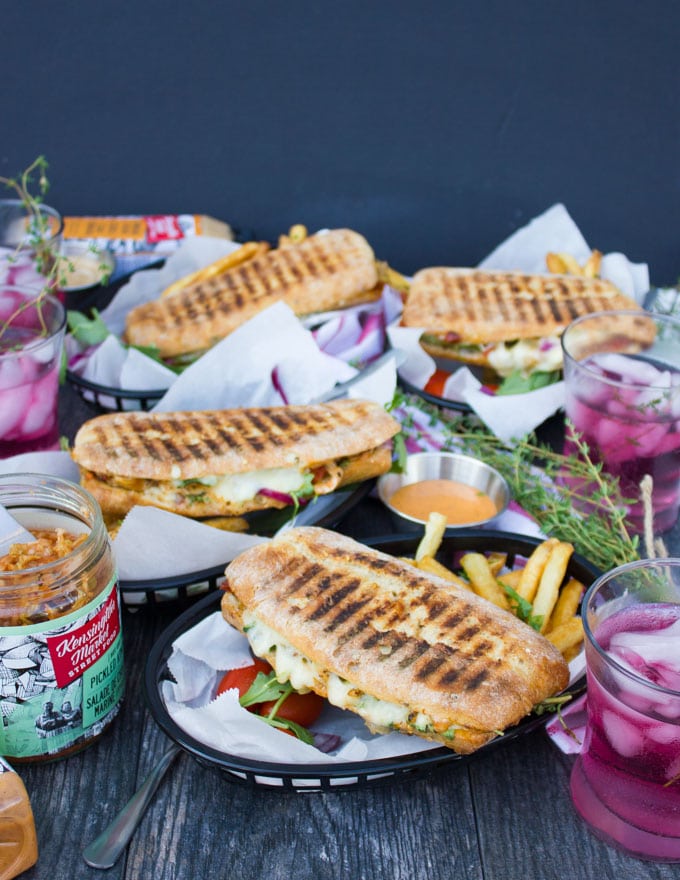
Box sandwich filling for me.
[420,333,564,377]
[78,447,386,517]
[72,400,401,519]
[221,527,571,754]
[243,611,461,742]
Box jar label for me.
[0,579,125,759]
[47,586,120,687]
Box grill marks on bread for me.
[124,228,378,357]
[223,528,570,739]
[72,399,399,483]
[276,548,497,697]
[403,269,640,344]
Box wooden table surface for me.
[14,367,678,880]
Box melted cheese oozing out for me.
[487,336,562,377]
[243,613,432,732]
[174,466,306,503]
[245,613,320,691]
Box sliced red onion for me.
[313,732,342,753]
[270,366,289,404]
[258,488,294,505]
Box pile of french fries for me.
[545,248,602,279]
[409,513,585,661]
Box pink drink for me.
[561,310,680,534]
[0,288,65,458]
[571,602,680,860]
[563,353,680,532]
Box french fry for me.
[415,512,448,561]
[160,241,268,298]
[546,248,602,279]
[201,516,250,533]
[582,249,602,278]
[416,556,473,590]
[288,224,308,243]
[497,568,522,590]
[546,251,584,276]
[486,552,508,576]
[376,260,411,295]
[460,552,510,610]
[545,252,569,274]
[547,576,584,632]
[564,644,583,663]
[278,224,308,247]
[545,616,584,655]
[532,542,574,632]
[516,538,559,602]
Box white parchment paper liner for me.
[162,610,443,765]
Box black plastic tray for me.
[144,530,599,790]
[118,480,375,607]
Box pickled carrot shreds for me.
[0,529,87,570]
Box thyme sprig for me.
[0,156,63,348]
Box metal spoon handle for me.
[83,744,181,869]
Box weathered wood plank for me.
[470,731,679,880]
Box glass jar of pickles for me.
[0,474,125,761]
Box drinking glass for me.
[570,558,680,861]
[561,309,680,533]
[0,285,66,457]
[0,198,63,293]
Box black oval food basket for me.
[66,371,165,411]
[144,530,599,792]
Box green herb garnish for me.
[67,308,110,347]
[495,369,561,396]
[240,672,315,744]
[503,585,544,631]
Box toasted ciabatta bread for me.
[403,268,640,345]
[221,527,570,754]
[124,228,380,359]
[72,400,400,518]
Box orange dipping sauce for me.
[389,479,498,526]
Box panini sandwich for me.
[221,527,570,754]
[124,228,381,360]
[71,400,400,520]
[402,268,642,377]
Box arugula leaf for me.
[239,672,316,744]
[533,693,574,717]
[67,308,110,347]
[390,431,407,472]
[239,672,292,708]
[503,584,544,631]
[290,472,316,514]
[495,370,561,396]
[269,717,315,745]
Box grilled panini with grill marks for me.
[124,228,380,359]
[402,268,642,371]
[222,527,570,754]
[72,400,400,518]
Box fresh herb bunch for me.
[0,156,63,348]
[393,390,640,573]
[0,156,55,272]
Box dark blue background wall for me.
[2,1,678,283]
